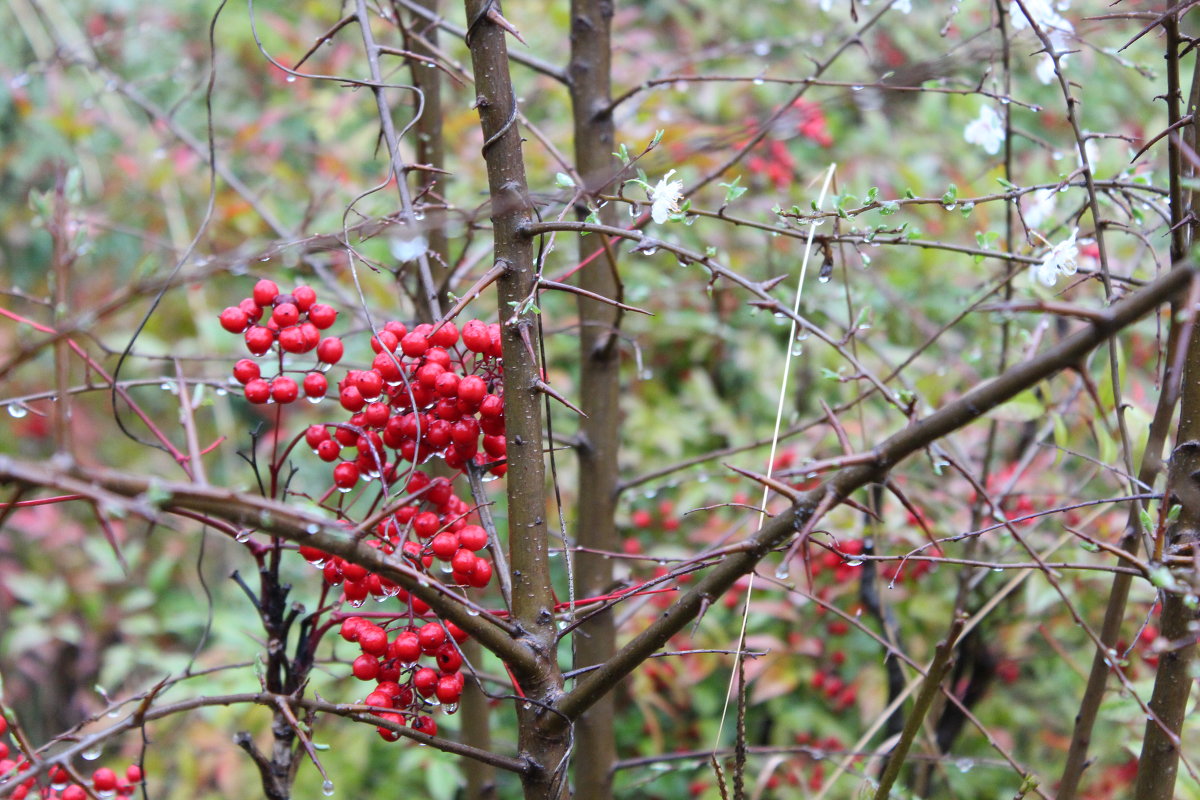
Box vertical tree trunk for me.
[568,2,621,799]
[461,3,567,798]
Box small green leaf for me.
[865,186,879,203]
[941,184,958,205]
[650,129,665,147]
[555,172,575,188]
[719,176,748,203]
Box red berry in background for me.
[391,631,422,663]
[827,620,849,636]
[232,358,260,384]
[342,562,369,582]
[333,462,359,490]
[271,376,299,404]
[126,764,143,784]
[292,285,317,311]
[219,306,249,333]
[303,372,327,399]
[418,622,447,653]
[62,787,87,800]
[411,716,437,737]
[244,378,271,404]
[244,325,274,355]
[462,319,489,352]
[413,667,439,697]
[357,624,388,656]
[316,336,344,364]
[308,303,337,329]
[253,279,279,307]
[92,768,118,793]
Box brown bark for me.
[568,1,621,798]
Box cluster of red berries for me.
[311,314,507,492]
[221,280,343,405]
[337,615,471,741]
[0,717,141,800]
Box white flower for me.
[648,170,685,224]
[1011,1,1073,84]
[1023,188,1058,229]
[964,105,1005,155]
[894,0,912,13]
[1034,228,1079,286]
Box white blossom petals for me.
[964,105,1006,155]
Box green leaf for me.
[941,184,958,206]
[719,176,748,203]
[555,172,575,188]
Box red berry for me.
[340,616,366,642]
[462,319,489,352]
[479,394,504,418]
[305,424,330,449]
[435,674,463,704]
[357,625,388,656]
[244,378,271,404]
[445,621,469,643]
[458,524,488,552]
[376,712,404,741]
[271,376,299,404]
[363,691,393,709]
[316,336,344,364]
[317,439,341,462]
[303,372,327,399]
[417,622,447,653]
[390,631,422,663]
[308,303,337,330]
[457,375,487,405]
[356,371,384,400]
[339,386,365,412]
[411,716,438,737]
[126,764,143,784]
[342,562,369,582]
[92,768,118,792]
[232,358,260,384]
[400,331,429,357]
[373,352,403,383]
[451,548,477,575]
[413,511,441,538]
[413,667,439,697]
[292,285,317,311]
[244,326,275,355]
[272,302,300,327]
[371,330,399,353]
[278,326,306,353]
[253,279,280,307]
[435,642,463,672]
[430,532,459,560]
[483,434,506,458]
[62,787,87,800]
[352,653,380,681]
[430,321,459,348]
[468,558,492,587]
[333,462,360,490]
[219,306,249,333]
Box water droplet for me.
[307,396,323,404]
[1052,151,1064,161]
[322,780,335,796]
[943,203,957,212]
[286,75,297,83]
[754,41,770,56]
[851,85,864,92]
[1000,97,1010,105]
[845,559,863,567]
[215,387,228,397]
[442,703,458,714]
[305,523,320,534]
[775,562,790,580]
[752,77,764,86]
[6,404,27,418]
[235,530,251,543]
[956,758,974,774]
[466,606,480,616]
[337,486,352,494]
[98,791,116,800]
[817,273,831,284]
[350,599,364,608]
[82,747,102,761]
[640,246,658,256]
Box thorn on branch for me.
[485,6,527,45]
[535,380,588,418]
